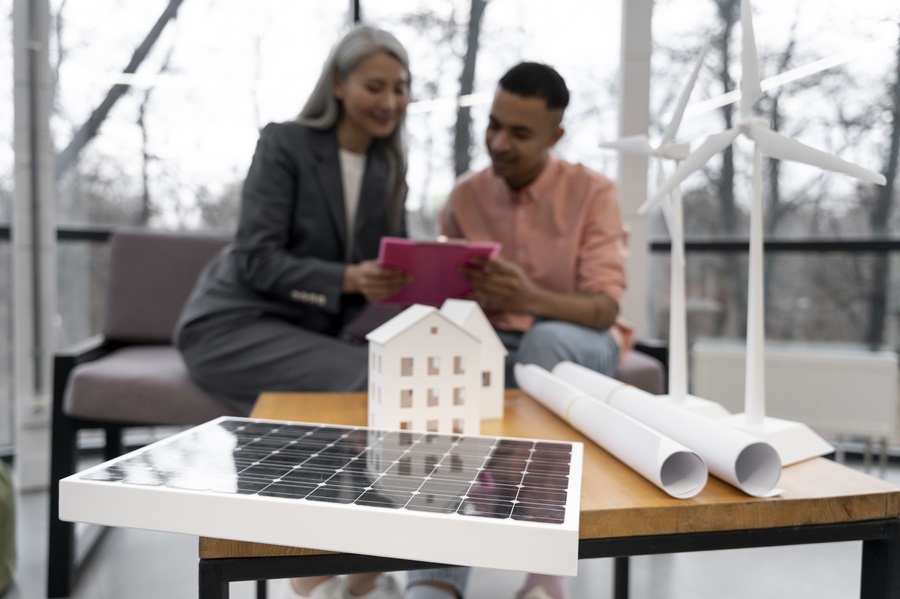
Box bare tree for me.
[707,0,747,338]
[136,46,176,226]
[867,21,900,349]
[453,0,488,177]
[54,0,185,180]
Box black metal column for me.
[861,523,900,599]
[199,560,230,599]
[613,556,630,599]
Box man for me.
[405,62,630,599]
[447,61,631,388]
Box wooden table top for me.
[200,390,900,559]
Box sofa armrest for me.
[52,335,122,417]
[634,339,668,372]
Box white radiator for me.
[691,340,899,440]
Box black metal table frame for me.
[198,518,900,599]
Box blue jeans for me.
[498,319,620,386]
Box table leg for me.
[861,536,900,599]
[613,556,630,599]
[199,559,229,599]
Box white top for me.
[339,148,367,257]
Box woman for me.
[176,25,411,414]
[174,25,412,599]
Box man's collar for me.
[498,155,560,203]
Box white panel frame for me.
[60,417,583,576]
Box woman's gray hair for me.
[298,25,410,235]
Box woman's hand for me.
[343,260,412,303]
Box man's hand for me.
[460,255,619,329]
[344,260,412,303]
[459,256,537,313]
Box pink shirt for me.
[440,156,634,352]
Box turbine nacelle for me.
[659,142,691,161]
[741,117,771,139]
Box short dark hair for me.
[498,62,569,111]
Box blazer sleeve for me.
[232,123,347,314]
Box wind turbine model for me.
[644,0,887,465]
[600,39,730,419]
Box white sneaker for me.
[343,574,402,599]
[516,586,557,599]
[277,576,346,599]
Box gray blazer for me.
[175,121,406,339]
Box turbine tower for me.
[600,39,729,419]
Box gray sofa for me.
[47,229,239,598]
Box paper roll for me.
[514,364,708,499]
[552,361,782,497]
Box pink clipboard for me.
[377,237,501,307]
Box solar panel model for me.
[60,417,583,575]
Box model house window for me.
[452,419,465,435]
[454,356,464,374]
[453,387,464,406]
[428,356,440,375]
[450,453,463,471]
[482,371,491,387]
[400,389,413,409]
[427,419,439,432]
[401,357,413,376]
[430,326,438,335]
[426,454,438,473]
[377,353,382,374]
[427,388,439,407]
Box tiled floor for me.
[2,454,896,599]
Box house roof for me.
[366,303,479,345]
[440,299,508,356]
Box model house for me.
[366,301,507,435]
[439,299,507,420]
[366,304,483,434]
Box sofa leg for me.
[104,426,124,461]
[47,414,78,597]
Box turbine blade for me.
[640,128,740,214]
[740,0,762,119]
[661,37,711,144]
[598,134,655,155]
[751,125,887,185]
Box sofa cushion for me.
[63,346,240,423]
[614,350,665,395]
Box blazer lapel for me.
[309,129,347,254]
[353,144,389,261]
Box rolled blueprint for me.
[514,363,708,499]
[552,361,782,497]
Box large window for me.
[1,0,13,451]
[0,2,623,453]
[363,1,622,236]
[47,0,622,345]
[50,1,350,348]
[649,0,899,349]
